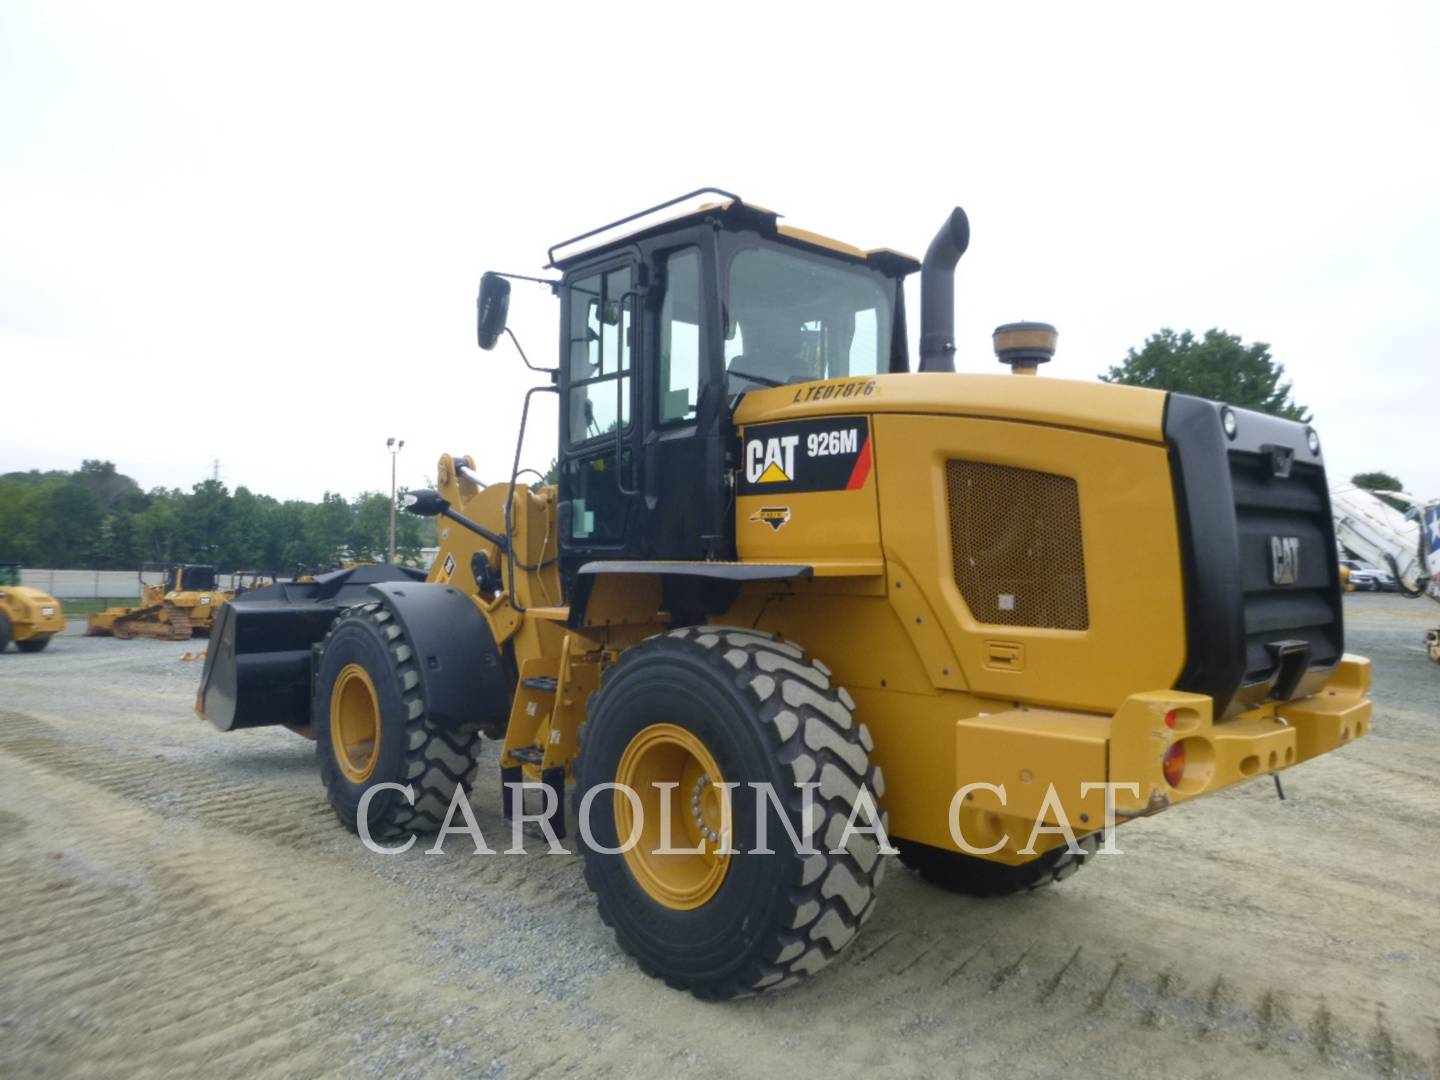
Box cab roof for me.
[546,187,921,277]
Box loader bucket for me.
[197,565,426,732]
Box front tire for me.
[0,612,12,652]
[14,635,51,653]
[313,601,484,839]
[578,626,887,999]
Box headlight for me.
[41,606,55,617]
[200,596,211,604]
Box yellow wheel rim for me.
[615,723,732,911]
[330,663,381,783]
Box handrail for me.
[545,187,743,268]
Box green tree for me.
[75,459,144,512]
[349,492,392,563]
[225,487,273,569]
[1351,471,1408,512]
[268,502,312,571]
[1100,328,1310,421]
[29,478,103,567]
[0,478,38,562]
[304,492,352,566]
[134,490,183,564]
[393,488,425,566]
[0,462,434,572]
[1351,471,1402,492]
[184,479,232,563]
[95,511,139,568]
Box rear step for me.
[509,745,544,766]
[520,676,558,693]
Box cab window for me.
[724,247,891,394]
[567,266,633,444]
[658,249,701,424]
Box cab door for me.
[558,261,639,575]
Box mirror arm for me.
[490,270,560,294]
[505,327,558,375]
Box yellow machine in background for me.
[200,191,1372,999]
[88,563,229,640]
[0,564,65,653]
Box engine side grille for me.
[945,460,1089,630]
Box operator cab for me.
[496,191,920,599]
[170,564,217,592]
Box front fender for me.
[366,582,512,733]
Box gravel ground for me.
[0,594,1437,1079]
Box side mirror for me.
[476,272,511,350]
[402,489,450,517]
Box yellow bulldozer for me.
[199,190,1372,998]
[88,563,229,640]
[0,564,65,653]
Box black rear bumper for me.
[1165,395,1343,716]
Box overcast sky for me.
[3,2,1437,501]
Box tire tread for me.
[316,601,484,838]
[580,625,888,998]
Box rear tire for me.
[313,601,485,839]
[896,834,1100,897]
[15,635,51,653]
[0,612,11,652]
[577,626,887,999]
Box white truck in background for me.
[1331,482,1440,662]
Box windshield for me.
[725,246,893,393]
[183,566,217,591]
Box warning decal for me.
[739,416,872,495]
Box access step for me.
[521,676,558,693]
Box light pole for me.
[387,437,405,564]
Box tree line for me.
[0,460,435,571]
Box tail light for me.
[1163,741,1186,787]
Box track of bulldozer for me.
[111,602,193,641]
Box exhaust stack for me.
[918,207,971,372]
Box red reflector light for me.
[1163,741,1186,787]
[1164,709,1178,728]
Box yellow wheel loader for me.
[0,564,65,653]
[198,190,1373,998]
[88,563,229,640]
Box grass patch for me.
[57,598,140,617]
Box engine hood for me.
[732,372,1167,443]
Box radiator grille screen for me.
[945,460,1089,630]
